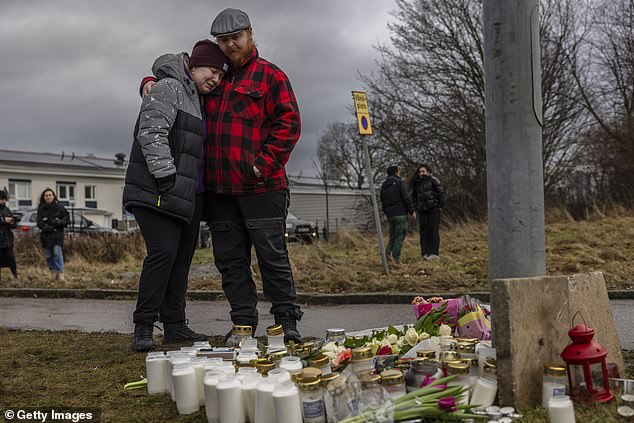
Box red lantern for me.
[560,312,613,403]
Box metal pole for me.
[483,0,546,279]
[362,136,389,275]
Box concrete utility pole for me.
[483,0,546,279]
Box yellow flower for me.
[439,324,452,337]
[405,327,419,346]
[418,332,431,342]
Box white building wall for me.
[289,191,369,232]
[0,167,125,221]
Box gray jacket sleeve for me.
[136,79,181,179]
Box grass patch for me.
[0,328,631,422]
[4,210,634,294]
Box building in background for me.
[287,175,370,233]
[0,149,126,228]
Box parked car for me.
[285,212,317,243]
[14,209,119,236]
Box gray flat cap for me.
[210,8,251,36]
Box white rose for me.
[321,341,337,352]
[439,324,452,337]
[418,332,431,342]
[405,327,419,346]
[387,334,398,345]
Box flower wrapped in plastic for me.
[337,375,488,422]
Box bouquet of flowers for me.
[337,375,487,422]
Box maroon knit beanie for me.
[189,40,229,72]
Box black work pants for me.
[208,189,302,326]
[132,196,203,324]
[418,207,441,256]
[0,247,17,278]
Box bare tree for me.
[316,121,384,190]
[570,0,634,203]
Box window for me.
[8,179,32,210]
[84,185,97,208]
[56,182,76,206]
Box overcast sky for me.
[0,0,395,176]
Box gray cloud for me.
[0,0,394,175]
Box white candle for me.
[173,365,199,415]
[192,359,207,406]
[169,357,192,401]
[241,373,261,423]
[204,373,225,423]
[547,395,576,423]
[273,381,303,423]
[469,377,497,409]
[146,355,168,394]
[217,375,245,423]
[542,381,567,408]
[254,378,276,423]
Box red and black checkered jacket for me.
[204,49,301,195]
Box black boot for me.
[132,321,155,352]
[275,314,302,344]
[163,320,207,344]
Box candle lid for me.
[359,373,381,387]
[232,325,253,336]
[320,372,340,388]
[268,350,289,362]
[309,354,330,368]
[299,378,322,391]
[446,361,470,375]
[351,346,374,360]
[266,324,283,336]
[544,363,566,377]
[416,349,437,359]
[300,367,322,381]
[380,369,404,386]
[326,328,346,337]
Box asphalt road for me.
[0,297,632,349]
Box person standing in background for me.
[37,188,69,281]
[0,189,18,281]
[410,164,444,260]
[380,165,415,265]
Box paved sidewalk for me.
[0,297,632,349]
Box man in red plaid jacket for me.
[143,8,303,343]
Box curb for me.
[1,288,632,303]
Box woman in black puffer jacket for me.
[0,189,18,280]
[36,188,69,281]
[410,164,444,260]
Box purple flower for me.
[421,374,435,387]
[438,396,457,412]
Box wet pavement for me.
[0,297,632,349]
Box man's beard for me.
[228,38,256,68]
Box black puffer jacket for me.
[123,53,204,224]
[0,205,15,249]
[412,175,444,211]
[380,175,414,218]
[37,202,69,248]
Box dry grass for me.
[3,209,634,293]
[0,328,631,423]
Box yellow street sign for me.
[352,91,373,135]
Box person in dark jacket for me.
[141,8,303,343]
[123,41,228,352]
[0,189,18,280]
[380,165,415,264]
[36,188,69,281]
[410,164,444,260]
